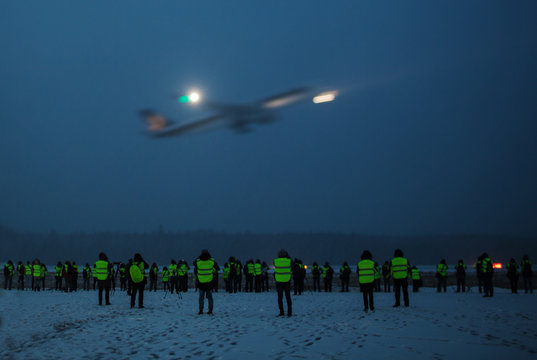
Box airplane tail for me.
[139,109,170,131]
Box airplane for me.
[139,86,338,138]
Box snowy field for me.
[1,287,536,360]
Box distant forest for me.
[1,225,535,265]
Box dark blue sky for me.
[1,1,536,235]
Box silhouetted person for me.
[411,265,421,292]
[149,263,159,292]
[95,252,113,305]
[322,262,333,292]
[339,261,351,292]
[274,249,292,317]
[130,253,149,308]
[507,258,519,294]
[195,249,215,315]
[521,255,533,294]
[382,261,391,292]
[455,259,466,292]
[358,251,375,312]
[311,262,321,292]
[55,261,63,290]
[481,253,494,297]
[436,259,448,293]
[391,249,410,307]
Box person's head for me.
[278,249,289,258]
[361,250,372,260]
[313,261,318,266]
[458,259,463,263]
[134,253,143,262]
[171,259,176,264]
[482,252,489,258]
[394,249,404,257]
[163,266,167,270]
[510,258,515,263]
[343,261,348,266]
[99,252,108,261]
[441,259,446,265]
[523,255,529,260]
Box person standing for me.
[119,263,127,291]
[411,265,421,292]
[357,251,375,312]
[481,253,494,298]
[25,261,32,290]
[521,255,533,294]
[245,259,255,292]
[72,262,79,292]
[261,261,270,292]
[54,262,63,291]
[506,258,519,294]
[382,261,391,292]
[212,261,220,293]
[129,253,149,308]
[149,263,159,292]
[40,263,47,290]
[391,249,410,307]
[95,252,113,305]
[161,266,170,291]
[4,260,14,290]
[455,260,467,293]
[82,263,91,291]
[255,259,263,293]
[274,249,292,317]
[17,261,25,290]
[322,262,333,292]
[339,262,351,292]
[63,261,72,292]
[195,249,215,315]
[475,255,484,293]
[374,262,382,292]
[168,259,177,294]
[32,259,41,292]
[311,262,321,292]
[436,259,448,293]
[235,259,242,293]
[178,260,189,292]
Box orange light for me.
[493,263,502,269]
[304,265,308,270]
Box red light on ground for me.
[493,263,502,269]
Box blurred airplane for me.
[139,86,338,138]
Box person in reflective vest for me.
[17,261,25,290]
[455,259,467,293]
[25,261,33,290]
[390,249,410,307]
[95,252,113,305]
[82,263,91,291]
[71,262,79,292]
[374,262,382,292]
[168,259,177,294]
[223,262,231,292]
[245,259,255,292]
[178,260,190,293]
[119,263,127,291]
[227,257,237,293]
[235,259,242,293]
[40,263,47,290]
[32,259,41,292]
[411,266,421,292]
[506,258,519,294]
[322,262,334,292]
[3,260,14,290]
[274,249,293,317]
[254,259,262,293]
[521,255,533,294]
[436,259,448,293]
[54,262,63,291]
[162,266,170,291]
[475,254,484,293]
[481,253,494,298]
[149,263,159,292]
[130,253,149,308]
[195,249,215,315]
[339,262,351,292]
[92,263,98,290]
[293,259,305,296]
[357,250,375,312]
[311,262,321,292]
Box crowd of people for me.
[3,251,534,315]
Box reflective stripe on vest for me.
[358,259,375,284]
[274,258,291,283]
[33,264,41,277]
[254,263,262,276]
[391,257,409,279]
[95,260,109,280]
[411,269,421,280]
[196,259,215,283]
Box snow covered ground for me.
[1,287,536,360]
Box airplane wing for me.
[259,87,313,109]
[139,109,226,138]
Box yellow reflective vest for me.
[196,259,215,283]
[274,258,291,283]
[391,257,409,279]
[94,260,109,281]
[358,259,375,284]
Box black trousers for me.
[393,278,409,306]
[149,279,157,292]
[360,282,375,310]
[383,277,391,292]
[324,278,332,292]
[18,276,24,290]
[98,280,110,305]
[509,276,518,294]
[523,276,533,294]
[131,282,145,308]
[341,278,349,292]
[456,277,466,292]
[120,278,127,291]
[276,282,292,315]
[483,276,494,297]
[437,277,447,292]
[313,277,321,292]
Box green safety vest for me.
[25,265,32,275]
[162,269,169,282]
[358,259,375,284]
[178,264,188,276]
[119,267,126,279]
[40,265,46,278]
[236,264,241,276]
[437,263,448,277]
[254,263,262,276]
[482,258,492,274]
[223,265,230,279]
[55,266,62,277]
[391,257,409,279]
[196,258,215,283]
[273,258,291,283]
[411,268,421,280]
[94,260,109,281]
[33,264,41,277]
[374,265,381,280]
[169,264,177,277]
[83,266,90,277]
[322,266,329,278]
[247,262,255,275]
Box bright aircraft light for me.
[493,263,503,269]
[189,92,200,103]
[313,91,338,104]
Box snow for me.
[1,287,536,360]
